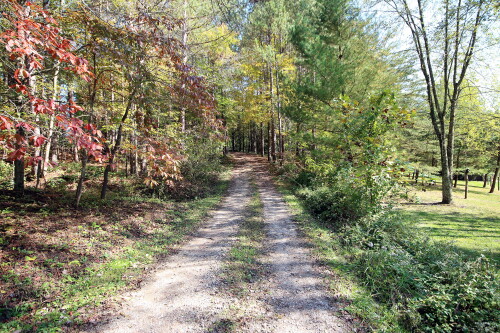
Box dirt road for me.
[88,154,352,332]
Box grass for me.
[207,318,236,333]
[0,169,231,332]
[216,179,266,332]
[399,179,500,264]
[222,179,266,297]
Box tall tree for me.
[382,0,494,203]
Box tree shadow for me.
[400,210,500,264]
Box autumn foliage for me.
[0,0,103,166]
[0,0,223,199]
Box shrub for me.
[46,177,67,190]
[298,186,374,226]
[0,160,13,189]
[153,141,225,200]
[412,256,499,332]
[356,246,427,305]
[294,182,499,331]
[341,212,499,331]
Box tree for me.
[0,0,102,195]
[382,0,494,203]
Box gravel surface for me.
[242,157,351,332]
[86,153,353,332]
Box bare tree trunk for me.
[51,135,58,163]
[440,141,453,203]
[276,67,283,162]
[43,62,60,172]
[180,0,188,132]
[13,124,25,194]
[74,145,80,162]
[232,131,235,152]
[134,135,139,175]
[75,152,88,207]
[101,87,136,199]
[295,123,301,157]
[13,130,25,193]
[464,168,469,199]
[267,121,272,161]
[490,149,500,194]
[260,122,265,157]
[270,117,276,161]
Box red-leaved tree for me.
[0,0,104,197]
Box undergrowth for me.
[276,172,499,332]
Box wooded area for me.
[0,0,499,332]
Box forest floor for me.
[0,164,230,332]
[399,179,500,264]
[84,153,356,333]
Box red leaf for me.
[6,148,26,161]
[32,135,46,147]
[0,116,13,130]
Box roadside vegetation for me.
[276,167,499,332]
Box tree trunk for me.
[267,121,271,161]
[180,0,188,133]
[74,145,80,162]
[276,68,283,162]
[43,62,60,173]
[75,152,88,207]
[490,149,500,194]
[441,146,453,204]
[51,135,58,163]
[101,87,136,199]
[14,159,24,194]
[483,174,488,188]
[464,169,469,199]
[232,131,236,152]
[270,117,276,161]
[260,122,265,157]
[13,127,25,194]
[295,123,301,157]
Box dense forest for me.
[0,0,499,332]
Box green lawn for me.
[399,179,500,264]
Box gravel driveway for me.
[87,153,352,333]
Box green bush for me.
[294,180,499,331]
[339,212,499,331]
[85,165,104,180]
[298,186,373,226]
[356,247,427,305]
[412,256,499,332]
[46,177,67,190]
[0,160,13,189]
